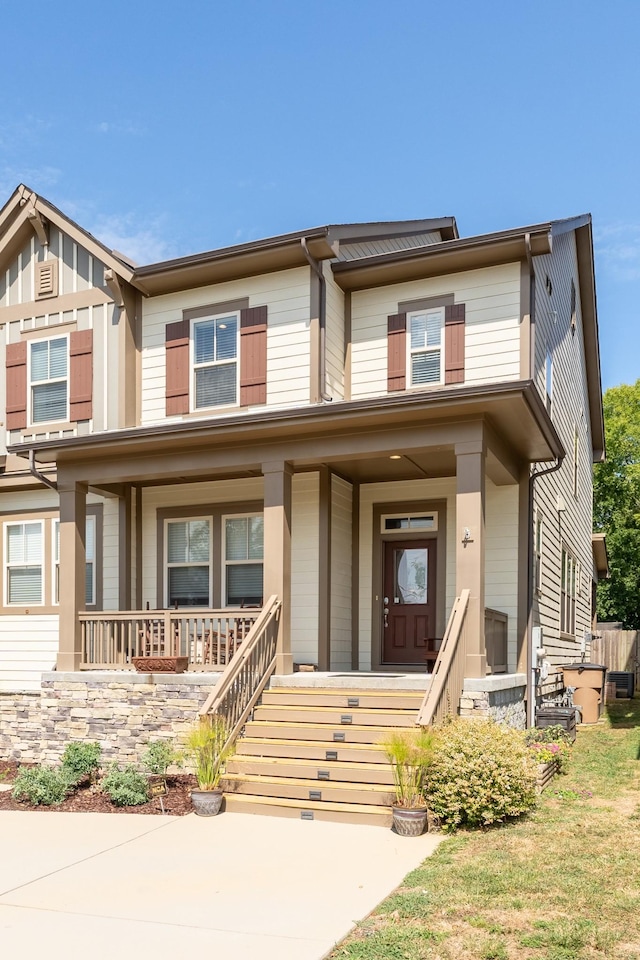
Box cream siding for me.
[291,473,320,665]
[140,267,311,424]
[485,481,519,668]
[330,475,352,670]
[350,263,521,399]
[101,497,120,610]
[0,616,58,692]
[323,262,345,400]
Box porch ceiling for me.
[11,381,563,487]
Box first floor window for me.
[193,314,238,408]
[560,545,577,635]
[166,519,211,606]
[53,516,96,605]
[224,515,264,606]
[5,521,43,604]
[30,335,68,424]
[408,308,444,387]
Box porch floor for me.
[270,671,430,691]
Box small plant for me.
[61,741,102,783]
[426,718,537,830]
[525,726,572,772]
[184,717,231,790]
[142,740,182,777]
[12,765,73,806]
[101,765,150,806]
[553,787,593,801]
[382,727,436,808]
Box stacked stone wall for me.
[459,680,527,729]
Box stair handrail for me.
[198,595,281,751]
[416,589,470,726]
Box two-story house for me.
[0,185,605,781]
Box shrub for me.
[101,765,150,806]
[61,741,102,783]
[12,765,73,806]
[142,740,181,777]
[426,718,537,830]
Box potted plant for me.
[382,726,435,836]
[184,717,232,816]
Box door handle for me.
[383,606,389,629]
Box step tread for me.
[247,720,404,732]
[256,704,416,715]
[224,793,392,815]
[223,773,392,794]
[267,687,423,697]
[230,755,392,773]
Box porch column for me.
[57,481,88,672]
[455,439,487,678]
[118,486,132,610]
[262,460,293,674]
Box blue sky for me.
[1,0,638,391]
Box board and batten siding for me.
[330,475,352,670]
[350,263,522,400]
[140,267,311,424]
[531,230,594,672]
[323,262,345,400]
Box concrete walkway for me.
[0,811,442,959]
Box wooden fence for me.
[591,630,640,687]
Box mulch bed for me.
[0,761,197,816]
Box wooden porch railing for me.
[416,589,470,726]
[198,595,281,751]
[485,607,508,674]
[79,608,260,670]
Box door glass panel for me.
[394,548,427,604]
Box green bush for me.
[426,718,537,830]
[142,740,181,776]
[61,741,102,783]
[12,765,73,806]
[101,765,150,806]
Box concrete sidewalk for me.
[0,811,442,959]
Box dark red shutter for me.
[240,305,267,405]
[166,318,190,416]
[70,329,93,421]
[387,313,407,391]
[6,341,27,430]
[444,303,465,384]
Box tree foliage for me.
[593,380,640,627]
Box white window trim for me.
[560,543,578,637]
[189,312,241,413]
[27,333,70,428]
[4,520,44,606]
[164,516,212,608]
[52,516,96,607]
[406,308,445,389]
[545,351,553,410]
[534,509,543,595]
[222,512,264,608]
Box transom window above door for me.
[30,335,68,424]
[192,314,239,409]
[408,309,444,387]
[166,518,211,607]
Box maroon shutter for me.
[6,341,27,430]
[444,303,465,384]
[387,313,407,391]
[70,329,93,421]
[240,305,267,405]
[166,318,190,416]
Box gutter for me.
[29,449,57,492]
[301,238,332,402]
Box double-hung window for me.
[30,336,68,425]
[166,519,211,606]
[560,545,577,635]
[53,516,96,605]
[408,309,444,387]
[223,515,264,606]
[4,521,43,604]
[192,314,239,409]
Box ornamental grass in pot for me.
[185,717,232,816]
[382,726,436,836]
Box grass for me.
[331,699,640,960]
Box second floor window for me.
[560,545,577,636]
[193,314,238,409]
[30,336,68,425]
[408,309,444,387]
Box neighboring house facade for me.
[0,185,604,725]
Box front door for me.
[382,539,436,665]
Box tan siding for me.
[330,475,352,670]
[101,497,120,610]
[291,473,320,665]
[0,615,58,691]
[323,262,345,400]
[485,481,519,669]
[350,263,521,399]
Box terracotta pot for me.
[392,805,428,837]
[191,788,223,816]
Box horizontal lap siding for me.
[101,497,120,610]
[291,474,319,665]
[141,268,310,423]
[323,264,345,400]
[330,476,352,670]
[350,263,521,399]
[485,481,519,670]
[0,616,58,691]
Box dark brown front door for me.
[382,539,436,665]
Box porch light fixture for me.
[389,454,402,460]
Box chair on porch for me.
[200,603,260,666]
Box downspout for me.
[29,449,57,492]
[301,238,332,402]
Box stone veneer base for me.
[459,674,527,729]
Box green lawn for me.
[331,699,640,960]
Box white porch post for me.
[57,481,87,672]
[262,460,293,674]
[455,438,487,678]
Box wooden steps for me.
[221,684,422,826]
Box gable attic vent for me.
[35,259,59,300]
